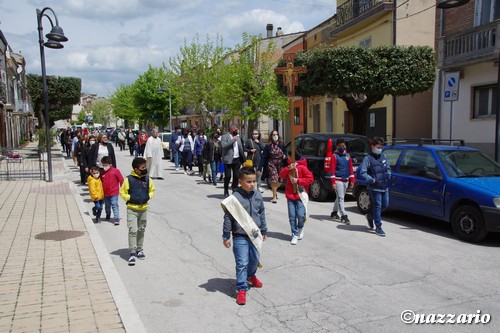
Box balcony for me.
[332,0,393,36]
[438,21,500,69]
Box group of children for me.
[85,136,390,305]
[223,137,391,305]
[87,156,155,266]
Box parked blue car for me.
[354,140,500,242]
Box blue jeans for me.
[368,190,389,228]
[287,199,305,236]
[172,150,180,169]
[104,195,120,221]
[94,200,103,218]
[210,161,219,185]
[232,236,259,291]
[181,150,193,171]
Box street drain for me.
[35,230,85,241]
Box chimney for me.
[266,24,273,38]
[276,27,283,36]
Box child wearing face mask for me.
[358,137,391,237]
[88,166,105,223]
[329,138,355,225]
[120,157,155,266]
[100,156,124,225]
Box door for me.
[366,107,386,139]
[390,148,446,219]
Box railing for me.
[0,146,46,180]
[336,0,387,27]
[439,21,499,67]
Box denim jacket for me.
[222,187,267,239]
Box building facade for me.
[434,0,498,159]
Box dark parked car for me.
[354,139,500,242]
[286,133,371,201]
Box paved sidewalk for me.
[0,150,144,332]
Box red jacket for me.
[279,159,314,201]
[101,167,124,196]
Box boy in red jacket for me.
[100,156,124,225]
[279,153,314,245]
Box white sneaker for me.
[290,235,299,245]
[298,228,304,240]
[258,187,264,193]
[175,168,179,171]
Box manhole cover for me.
[35,230,85,241]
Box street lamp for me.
[436,0,469,8]
[37,7,68,182]
[157,85,172,132]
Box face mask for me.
[92,173,100,178]
[337,147,346,153]
[373,148,382,155]
[140,169,148,176]
[233,130,239,136]
[89,140,95,145]
[272,135,279,142]
[103,165,110,171]
[183,134,188,138]
[252,134,259,138]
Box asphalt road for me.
[68,145,500,333]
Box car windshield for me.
[162,134,171,142]
[437,150,500,177]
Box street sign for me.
[444,71,460,101]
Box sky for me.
[1,0,336,98]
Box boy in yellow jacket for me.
[119,157,155,266]
[88,166,104,223]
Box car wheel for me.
[356,186,371,214]
[310,179,328,202]
[451,205,488,242]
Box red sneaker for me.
[236,290,246,305]
[247,275,263,288]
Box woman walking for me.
[259,130,287,203]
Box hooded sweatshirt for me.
[279,158,314,201]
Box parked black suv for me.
[285,133,371,201]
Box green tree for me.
[215,33,288,128]
[294,45,435,135]
[169,33,228,129]
[89,99,113,127]
[26,74,81,127]
[110,84,137,123]
[77,109,86,124]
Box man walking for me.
[221,124,245,197]
[144,129,164,180]
[170,126,181,171]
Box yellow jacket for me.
[119,170,155,211]
[87,175,104,201]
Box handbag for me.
[243,141,254,168]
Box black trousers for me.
[224,159,241,194]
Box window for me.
[359,37,372,48]
[301,137,320,157]
[473,85,497,118]
[294,107,301,124]
[398,149,441,179]
[475,0,500,26]
[383,148,403,168]
[326,102,333,132]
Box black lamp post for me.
[37,7,68,182]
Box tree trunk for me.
[341,93,384,136]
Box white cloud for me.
[2,0,334,96]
